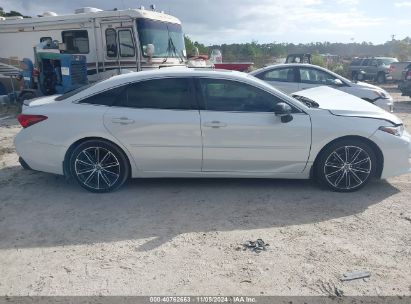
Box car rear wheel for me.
[315,139,377,192]
[69,140,129,193]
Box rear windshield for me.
[55,83,96,101]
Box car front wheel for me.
[69,140,129,193]
[315,139,377,192]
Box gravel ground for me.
[0,86,410,296]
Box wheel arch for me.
[311,135,384,179]
[63,136,133,178]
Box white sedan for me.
[15,69,411,192]
[250,63,394,112]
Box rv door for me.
[101,24,138,77]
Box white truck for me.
[0,6,187,90]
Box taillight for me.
[407,71,411,80]
[389,64,395,72]
[17,114,48,128]
[32,68,39,77]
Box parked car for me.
[250,63,394,112]
[348,57,398,84]
[389,61,411,82]
[398,63,411,97]
[15,69,411,193]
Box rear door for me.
[103,77,202,172]
[253,67,299,94]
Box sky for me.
[0,0,410,45]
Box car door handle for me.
[111,117,135,125]
[203,121,227,128]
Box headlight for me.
[373,91,389,99]
[379,125,404,136]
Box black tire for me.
[69,140,130,193]
[376,73,385,84]
[315,139,378,192]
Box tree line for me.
[185,36,411,68]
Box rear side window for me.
[350,58,362,66]
[62,30,89,54]
[79,87,125,106]
[257,68,295,82]
[122,78,193,110]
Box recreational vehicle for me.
[0,6,187,90]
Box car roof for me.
[65,67,306,104]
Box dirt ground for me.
[0,86,410,296]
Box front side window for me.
[105,28,117,58]
[79,87,125,106]
[137,19,185,58]
[62,30,89,54]
[258,68,296,82]
[122,78,192,110]
[118,29,135,57]
[199,79,282,112]
[299,68,335,85]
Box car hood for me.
[352,81,390,95]
[293,86,402,125]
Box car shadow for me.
[0,165,400,251]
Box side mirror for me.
[273,102,293,123]
[146,44,155,57]
[332,78,344,86]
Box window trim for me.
[61,30,90,54]
[118,29,136,58]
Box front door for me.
[104,77,202,172]
[100,23,138,79]
[197,78,311,173]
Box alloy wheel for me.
[74,147,121,191]
[323,145,372,191]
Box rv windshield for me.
[137,19,185,58]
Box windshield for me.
[137,19,185,58]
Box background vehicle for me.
[285,53,312,64]
[18,43,88,102]
[14,69,411,193]
[398,63,411,97]
[0,6,186,90]
[349,57,398,83]
[250,63,394,112]
[389,61,411,82]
